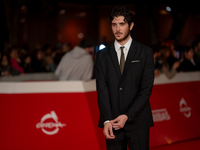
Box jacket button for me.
[119,88,122,90]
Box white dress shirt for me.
[114,36,132,64]
[104,37,132,125]
[191,58,196,66]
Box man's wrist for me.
[104,120,110,125]
[124,114,130,121]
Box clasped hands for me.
[103,114,128,140]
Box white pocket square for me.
[131,60,140,63]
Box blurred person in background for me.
[42,44,53,56]
[0,54,20,76]
[162,38,181,70]
[31,48,47,72]
[22,54,34,73]
[18,44,29,60]
[52,42,71,66]
[45,55,57,72]
[181,46,198,72]
[152,45,163,77]
[55,38,94,81]
[159,46,180,79]
[192,40,200,70]
[61,42,71,54]
[52,46,62,66]
[9,46,24,74]
[42,44,57,72]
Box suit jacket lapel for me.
[121,40,138,80]
[108,43,121,78]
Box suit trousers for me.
[106,128,150,150]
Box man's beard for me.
[115,30,130,43]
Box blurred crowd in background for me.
[0,39,96,80]
[0,35,200,80]
[1,1,200,81]
[153,36,200,79]
[0,42,70,76]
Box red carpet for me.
[150,138,200,150]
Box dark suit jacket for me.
[95,40,154,131]
[181,58,198,72]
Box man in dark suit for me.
[181,46,199,72]
[95,6,154,150]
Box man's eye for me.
[112,23,116,27]
[120,23,125,26]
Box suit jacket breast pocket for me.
[130,60,143,73]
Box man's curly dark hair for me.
[108,6,134,26]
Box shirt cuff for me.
[103,120,110,125]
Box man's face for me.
[1,55,8,66]
[111,16,134,42]
[185,48,194,60]
[85,47,94,54]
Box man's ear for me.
[129,22,134,31]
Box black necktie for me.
[120,46,125,74]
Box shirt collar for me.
[114,36,132,52]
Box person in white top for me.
[55,38,94,81]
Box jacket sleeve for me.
[125,48,154,121]
[95,52,113,123]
